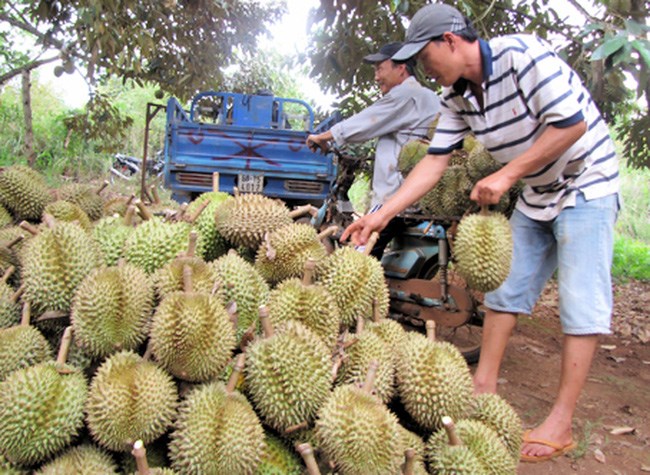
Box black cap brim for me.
[362,53,391,64]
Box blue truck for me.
[163,90,340,205]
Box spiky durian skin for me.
[57,183,104,221]
[214,194,293,249]
[254,223,328,285]
[267,278,340,349]
[336,331,395,404]
[92,216,134,266]
[0,325,52,381]
[428,444,487,474]
[43,200,92,231]
[210,251,269,342]
[169,381,265,475]
[123,218,191,274]
[0,362,87,466]
[255,432,303,475]
[85,351,177,452]
[0,165,51,221]
[426,419,517,475]
[246,321,332,432]
[454,212,513,292]
[152,257,217,300]
[21,221,101,313]
[0,281,21,329]
[150,291,236,382]
[470,393,523,461]
[186,191,231,261]
[397,425,428,475]
[398,139,429,177]
[70,264,154,358]
[315,384,403,475]
[130,469,177,475]
[316,247,389,327]
[396,332,474,431]
[0,202,13,227]
[366,318,408,364]
[34,444,119,475]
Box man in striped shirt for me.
[342,3,620,463]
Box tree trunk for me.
[21,70,36,167]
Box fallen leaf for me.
[594,448,606,464]
[609,426,635,435]
[600,344,617,350]
[607,356,627,363]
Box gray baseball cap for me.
[392,4,467,61]
[363,42,404,64]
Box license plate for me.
[237,173,264,193]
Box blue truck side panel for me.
[164,92,338,204]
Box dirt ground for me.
[481,279,650,474]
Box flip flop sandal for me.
[520,429,577,463]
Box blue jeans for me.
[484,193,619,335]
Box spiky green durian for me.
[255,432,303,475]
[246,320,332,432]
[440,165,473,217]
[70,263,154,358]
[153,256,217,300]
[428,444,486,474]
[0,282,20,328]
[21,221,101,314]
[418,181,445,216]
[396,332,474,431]
[398,139,429,177]
[150,290,236,382]
[0,361,87,466]
[57,183,104,221]
[466,144,502,182]
[267,277,340,349]
[214,194,293,249]
[92,215,135,266]
[470,393,523,461]
[0,324,52,381]
[169,381,266,475]
[255,223,328,285]
[34,444,119,474]
[315,384,403,475]
[186,191,231,261]
[0,202,13,227]
[316,246,389,327]
[397,425,428,475]
[43,200,92,231]
[210,250,269,342]
[366,318,409,365]
[454,211,513,292]
[0,165,51,221]
[85,351,177,452]
[123,217,191,274]
[427,419,516,474]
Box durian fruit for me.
[398,139,429,177]
[469,393,523,462]
[426,416,516,474]
[20,218,101,314]
[0,165,51,221]
[70,261,154,358]
[316,246,389,327]
[418,180,445,216]
[169,355,266,474]
[85,350,177,452]
[245,311,332,432]
[210,250,270,342]
[255,222,328,285]
[214,193,293,249]
[150,265,236,382]
[43,200,92,231]
[0,227,29,283]
[0,278,22,328]
[267,258,340,350]
[255,432,303,475]
[56,181,107,221]
[186,191,230,261]
[0,302,52,381]
[0,202,13,227]
[315,362,404,475]
[34,444,119,474]
[454,209,513,292]
[92,205,137,266]
[396,322,474,431]
[0,327,88,466]
[366,309,409,370]
[466,143,502,182]
[0,453,29,475]
[439,165,473,217]
[123,210,191,274]
[398,426,428,475]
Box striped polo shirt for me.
[428,34,619,220]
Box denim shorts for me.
[484,192,619,335]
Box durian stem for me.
[212,172,220,192]
[187,199,210,224]
[289,204,317,219]
[361,359,379,394]
[55,326,73,369]
[126,194,136,206]
[480,204,489,216]
[302,258,316,286]
[175,203,189,221]
[18,220,39,236]
[355,315,365,334]
[10,284,24,303]
[6,234,24,249]
[402,448,416,475]
[124,205,137,226]
[296,443,322,475]
[19,301,30,326]
[226,301,238,333]
[284,421,309,434]
[96,180,109,196]
[182,265,193,293]
[317,225,338,241]
[233,186,240,197]
[372,298,382,322]
[362,231,380,257]
[263,233,276,261]
[442,416,463,446]
[259,305,273,338]
[142,340,153,362]
[150,184,161,205]
[186,231,198,258]
[331,354,345,382]
[426,320,436,341]
[131,440,150,475]
[1,265,15,283]
[226,353,246,394]
[36,310,67,321]
[134,200,153,221]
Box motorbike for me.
[110,152,164,182]
[311,147,484,363]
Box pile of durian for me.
[0,164,522,474]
